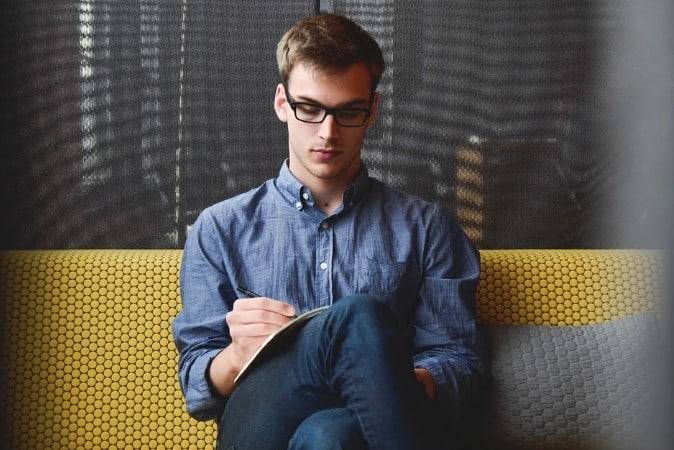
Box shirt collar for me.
[274,159,372,212]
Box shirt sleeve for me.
[412,205,485,424]
[171,209,234,421]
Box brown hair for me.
[276,14,385,92]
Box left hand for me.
[414,368,437,400]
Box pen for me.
[236,286,262,298]
[236,286,297,318]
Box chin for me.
[308,166,345,180]
[292,150,360,182]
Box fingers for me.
[230,322,288,338]
[226,297,296,339]
[233,297,296,316]
[226,298,297,369]
[227,308,293,328]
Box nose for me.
[318,113,339,141]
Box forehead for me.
[287,62,372,105]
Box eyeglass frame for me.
[283,84,375,128]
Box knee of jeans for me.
[330,294,396,329]
[288,410,365,450]
[288,421,340,449]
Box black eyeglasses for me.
[283,85,372,128]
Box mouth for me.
[311,148,342,162]
[312,148,341,154]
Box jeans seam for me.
[332,337,376,446]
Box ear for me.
[365,92,380,128]
[273,83,288,123]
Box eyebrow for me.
[293,94,371,109]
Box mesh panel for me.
[1,1,666,249]
[3,1,185,248]
[178,2,316,239]
[335,0,607,248]
[2,1,315,249]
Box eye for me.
[296,103,323,114]
[338,109,362,119]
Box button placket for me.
[316,219,333,306]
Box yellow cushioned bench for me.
[0,250,663,449]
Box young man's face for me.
[274,62,378,187]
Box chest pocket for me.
[356,256,419,333]
[357,257,410,299]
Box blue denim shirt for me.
[172,160,483,421]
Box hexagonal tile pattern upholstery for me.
[477,250,661,325]
[0,250,215,449]
[0,249,663,448]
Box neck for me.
[288,159,361,214]
[310,182,348,214]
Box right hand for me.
[225,297,296,371]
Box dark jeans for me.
[216,295,442,450]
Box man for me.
[173,13,483,450]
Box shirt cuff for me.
[184,348,227,421]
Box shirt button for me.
[320,262,328,270]
[302,193,310,200]
[295,201,303,210]
[321,222,330,229]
